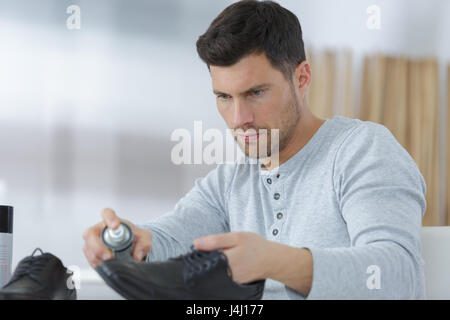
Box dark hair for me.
[196,0,306,81]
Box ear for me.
[293,61,312,94]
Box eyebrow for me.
[213,83,271,96]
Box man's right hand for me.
[82,208,152,269]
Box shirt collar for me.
[258,117,332,177]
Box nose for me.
[232,100,254,129]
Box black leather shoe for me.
[96,245,265,300]
[0,248,77,300]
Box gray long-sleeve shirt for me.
[137,115,427,299]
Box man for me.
[82,0,427,299]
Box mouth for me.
[237,133,260,143]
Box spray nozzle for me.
[109,225,125,238]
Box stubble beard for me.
[237,86,302,160]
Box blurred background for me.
[0,0,449,298]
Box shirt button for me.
[277,212,283,220]
[274,193,280,200]
[272,229,279,236]
[267,178,272,184]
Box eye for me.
[250,89,264,97]
[217,94,231,100]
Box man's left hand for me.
[193,232,272,284]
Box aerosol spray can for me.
[0,206,13,288]
[101,222,135,262]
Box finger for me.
[83,244,102,269]
[85,231,113,262]
[101,208,120,230]
[82,221,105,241]
[193,233,238,251]
[132,232,152,261]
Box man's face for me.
[211,52,301,159]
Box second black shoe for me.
[96,245,265,300]
[0,248,77,300]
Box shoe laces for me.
[174,245,230,288]
[7,248,52,285]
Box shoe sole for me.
[0,292,48,300]
[95,265,263,300]
[0,289,77,300]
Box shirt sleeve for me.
[287,121,427,299]
[135,163,235,262]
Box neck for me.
[261,110,325,171]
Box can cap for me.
[0,205,13,234]
[102,222,133,252]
